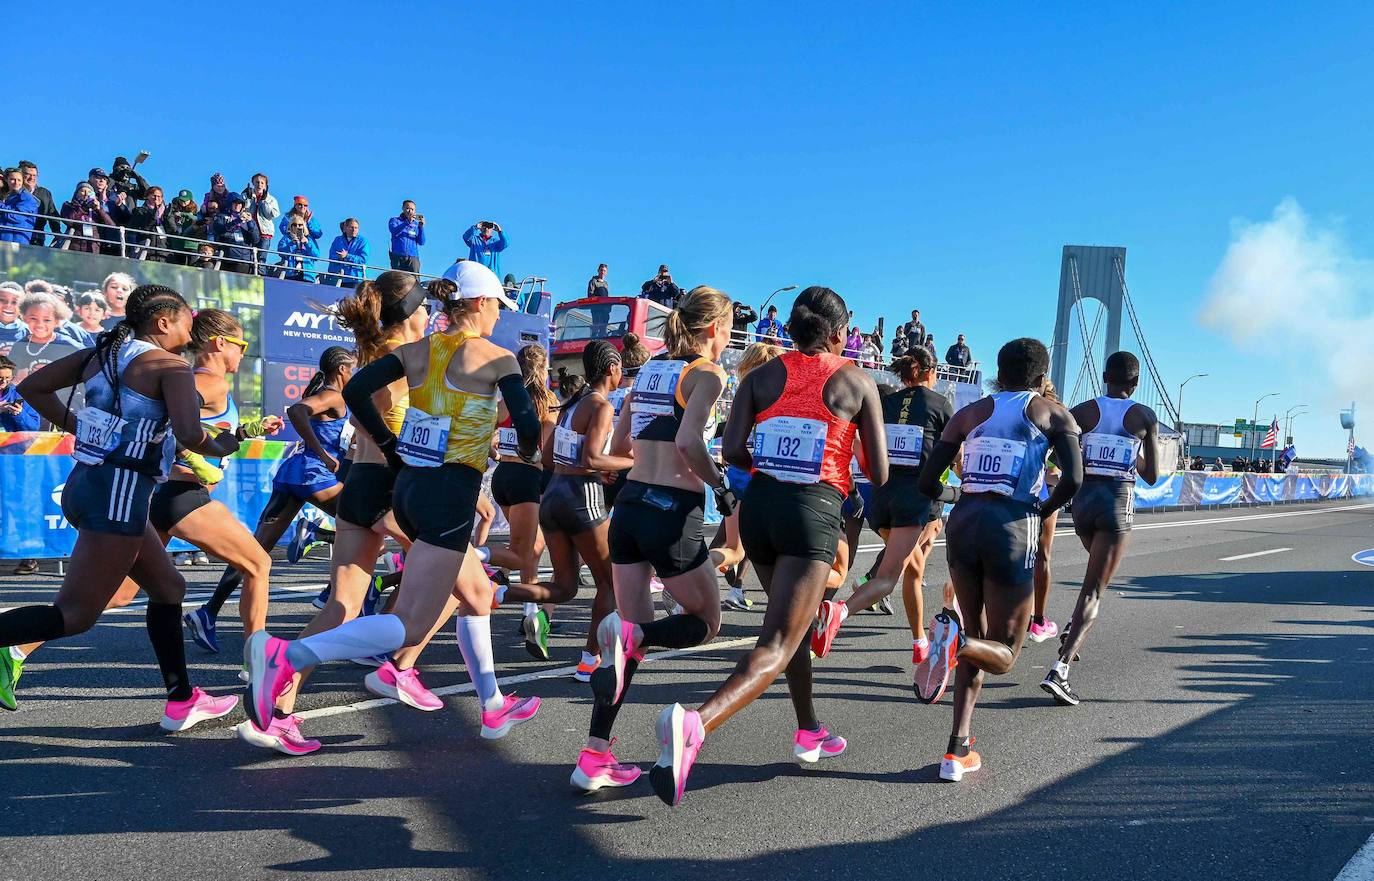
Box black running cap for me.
[380,277,427,326]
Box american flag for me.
[1259,417,1279,449]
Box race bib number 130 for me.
[396,407,450,467]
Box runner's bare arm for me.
[721,370,759,471]
[852,368,889,487]
[1038,401,1083,518]
[16,348,93,433]
[676,369,726,488]
[1135,404,1161,485]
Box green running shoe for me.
[523,609,551,661]
[1,648,23,711]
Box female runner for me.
[244,262,543,742]
[0,285,240,731]
[1028,380,1063,643]
[539,340,635,681]
[145,309,283,648]
[186,346,355,651]
[571,286,734,791]
[811,347,955,663]
[649,287,888,805]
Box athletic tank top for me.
[395,331,498,470]
[382,337,409,434]
[73,338,175,479]
[752,350,856,494]
[177,370,238,470]
[961,390,1048,506]
[293,408,352,464]
[553,391,611,468]
[880,385,954,475]
[1082,395,1141,481]
[632,354,721,443]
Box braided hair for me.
[301,346,356,399]
[561,340,620,412]
[89,284,189,414]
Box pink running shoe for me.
[794,726,847,763]
[1027,619,1060,643]
[570,740,642,792]
[811,600,847,658]
[160,687,239,732]
[243,631,298,730]
[381,551,404,575]
[913,611,960,704]
[912,640,931,665]
[594,612,641,706]
[234,716,322,756]
[480,693,540,739]
[365,661,444,711]
[649,703,705,806]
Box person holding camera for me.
[59,180,114,252]
[211,194,262,274]
[640,264,682,308]
[278,195,323,243]
[129,186,178,262]
[326,218,369,287]
[277,217,322,283]
[243,173,281,270]
[167,189,201,264]
[107,155,149,203]
[463,220,508,275]
[387,200,426,272]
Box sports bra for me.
[1082,395,1142,481]
[960,390,1049,506]
[751,350,856,494]
[383,337,409,435]
[177,368,238,470]
[395,331,498,471]
[632,354,722,443]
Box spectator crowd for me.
[0,156,514,289]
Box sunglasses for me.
[217,335,250,353]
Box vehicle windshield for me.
[553,302,630,342]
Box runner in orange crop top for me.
[646,285,889,807]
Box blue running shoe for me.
[361,577,382,617]
[286,517,317,565]
[311,586,331,610]
[350,652,390,668]
[184,606,220,654]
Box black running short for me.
[945,493,1040,586]
[335,457,352,485]
[491,461,542,508]
[62,463,156,537]
[148,479,212,533]
[337,462,395,528]
[1072,477,1135,537]
[539,473,609,536]
[608,480,709,578]
[392,462,483,552]
[738,473,844,566]
[867,471,932,532]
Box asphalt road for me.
[2,500,1373,881]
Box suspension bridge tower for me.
[1050,245,1126,395]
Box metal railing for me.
[1,209,550,313]
[724,327,980,383]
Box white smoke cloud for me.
[1201,198,1374,404]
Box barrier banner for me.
[1134,473,1184,509]
[1243,474,1289,504]
[0,432,290,559]
[1197,474,1244,506]
[260,278,354,365]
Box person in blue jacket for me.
[278,196,324,242]
[387,200,425,272]
[277,216,321,282]
[0,356,39,431]
[211,194,262,273]
[463,221,507,276]
[325,218,368,286]
[0,168,40,244]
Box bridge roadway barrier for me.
[2,432,1371,560]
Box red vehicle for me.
[550,295,672,380]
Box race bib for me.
[631,360,685,416]
[72,406,126,465]
[753,416,828,484]
[961,436,1027,496]
[396,407,449,467]
[885,423,924,468]
[1083,432,1139,478]
[553,425,585,467]
[495,427,519,457]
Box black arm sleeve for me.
[917,439,960,501]
[343,354,406,448]
[497,373,541,461]
[1040,432,1083,518]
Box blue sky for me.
[13,2,1373,455]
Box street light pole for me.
[1250,392,1279,459]
[1279,405,1308,469]
[759,285,798,318]
[1177,373,1208,435]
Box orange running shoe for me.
[940,737,981,782]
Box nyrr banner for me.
[0,432,290,559]
[259,278,354,365]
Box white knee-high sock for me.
[288,614,407,669]
[454,614,502,710]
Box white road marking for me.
[1219,547,1292,562]
[293,635,761,722]
[1335,831,1374,881]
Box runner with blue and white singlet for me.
[913,337,1083,782]
[1042,350,1159,707]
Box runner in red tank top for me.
[648,286,889,807]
